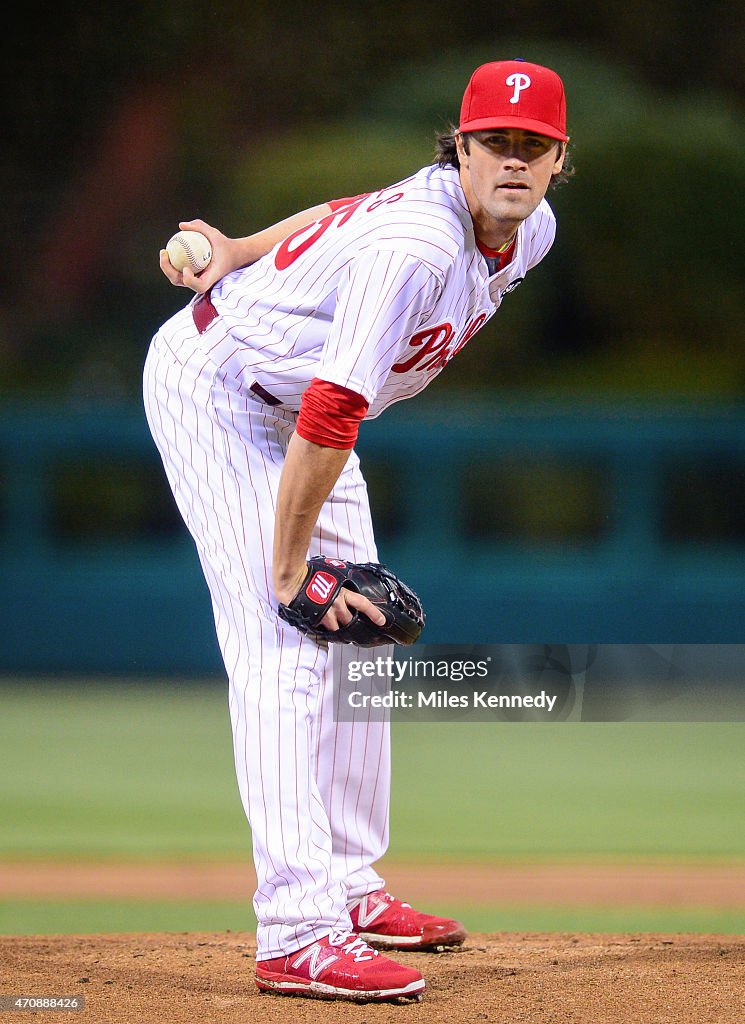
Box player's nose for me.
[502,148,529,168]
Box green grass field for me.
[3,901,745,937]
[2,680,744,934]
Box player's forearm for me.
[272,433,351,602]
[234,203,333,266]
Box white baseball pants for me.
[143,304,390,958]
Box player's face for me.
[456,128,565,247]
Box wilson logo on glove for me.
[306,571,338,603]
[278,556,425,648]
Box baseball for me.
[165,230,213,273]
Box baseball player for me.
[144,59,570,1003]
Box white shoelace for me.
[351,890,412,911]
[328,931,378,962]
[382,890,411,908]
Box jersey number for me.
[274,191,404,270]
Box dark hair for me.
[434,125,575,188]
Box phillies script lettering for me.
[392,313,488,373]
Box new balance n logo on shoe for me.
[290,941,340,979]
[255,931,425,1002]
[352,894,390,929]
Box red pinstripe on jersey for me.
[207,163,556,416]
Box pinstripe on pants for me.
[143,304,390,958]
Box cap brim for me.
[458,115,569,142]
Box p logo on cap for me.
[459,59,568,141]
[506,72,531,104]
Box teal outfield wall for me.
[1,399,744,675]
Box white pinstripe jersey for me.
[208,163,556,418]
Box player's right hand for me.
[159,219,240,294]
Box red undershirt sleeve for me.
[295,378,369,450]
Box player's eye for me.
[525,135,551,150]
[481,134,508,147]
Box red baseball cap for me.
[459,59,569,141]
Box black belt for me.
[192,292,281,407]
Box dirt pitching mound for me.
[2,931,744,1024]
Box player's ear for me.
[553,140,567,174]
[455,132,470,165]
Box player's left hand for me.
[277,556,425,647]
[275,563,385,634]
[320,586,386,633]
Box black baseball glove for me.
[277,556,425,647]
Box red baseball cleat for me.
[349,890,468,950]
[255,931,425,1002]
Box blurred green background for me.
[3,7,744,660]
[1,683,744,935]
[5,8,745,400]
[2,4,745,938]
